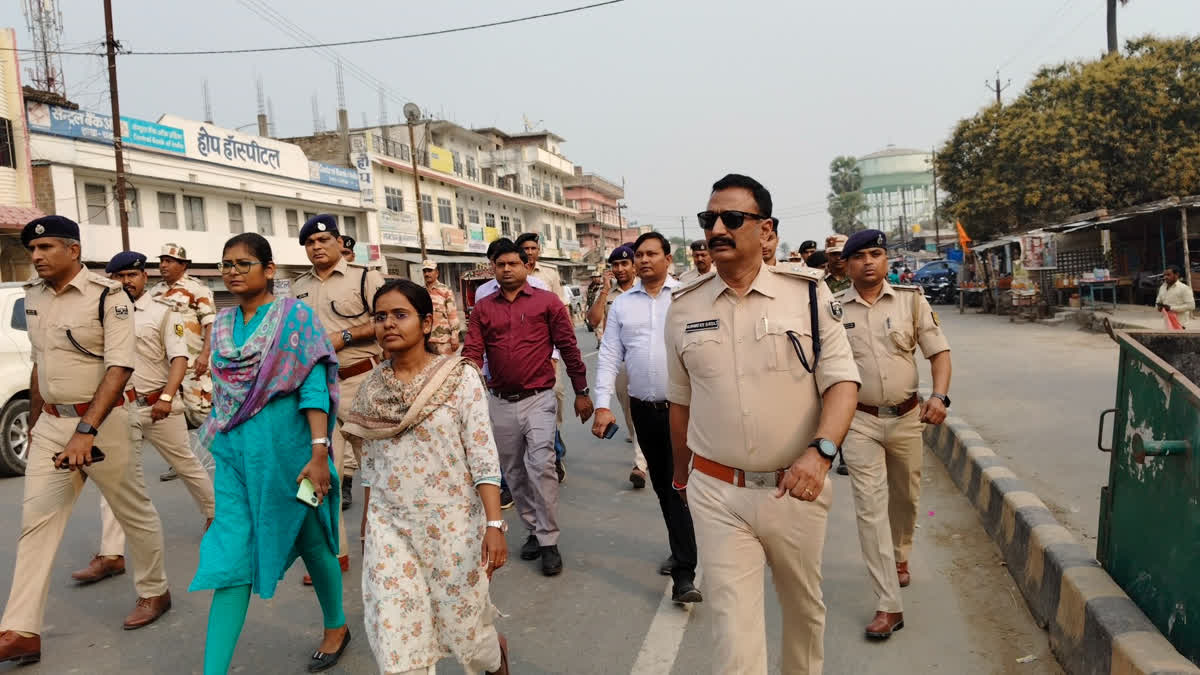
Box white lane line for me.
[630,571,702,675]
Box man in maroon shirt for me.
[463,239,594,576]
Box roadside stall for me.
[459,263,495,317]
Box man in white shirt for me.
[1156,264,1195,327]
[592,232,701,604]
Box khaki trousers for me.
[613,367,646,472]
[329,370,369,557]
[842,407,924,613]
[688,469,832,675]
[1,409,168,634]
[98,401,216,556]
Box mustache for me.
[708,237,736,249]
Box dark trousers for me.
[630,398,697,584]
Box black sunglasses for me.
[696,210,770,231]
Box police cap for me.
[842,229,887,259]
[800,240,818,253]
[22,215,80,248]
[608,245,634,264]
[341,235,356,250]
[299,214,339,244]
[105,250,148,274]
[807,250,828,268]
[689,240,708,252]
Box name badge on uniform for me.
[25,309,36,316]
[114,306,129,319]
[685,319,720,333]
[843,322,855,329]
[296,292,310,300]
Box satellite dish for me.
[402,103,421,123]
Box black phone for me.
[603,422,619,440]
[53,446,106,469]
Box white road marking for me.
[630,570,702,675]
[582,349,598,359]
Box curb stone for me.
[924,417,1199,675]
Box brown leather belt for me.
[856,393,920,418]
[131,389,164,408]
[693,454,785,489]
[338,356,380,380]
[489,387,551,403]
[43,390,136,418]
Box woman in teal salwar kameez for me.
[190,233,350,674]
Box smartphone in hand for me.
[53,446,105,469]
[603,422,619,440]
[296,478,320,507]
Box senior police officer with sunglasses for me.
[0,217,173,666]
[291,214,386,579]
[667,174,860,674]
[836,229,952,640]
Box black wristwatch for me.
[76,422,98,436]
[809,437,838,461]
[341,329,354,346]
[931,393,951,407]
[575,388,590,397]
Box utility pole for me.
[103,0,130,251]
[986,70,1011,105]
[931,147,940,254]
[407,120,428,259]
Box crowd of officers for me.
[0,171,952,675]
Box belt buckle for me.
[55,404,76,418]
[136,396,152,407]
[880,405,900,417]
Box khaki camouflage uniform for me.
[149,275,215,428]
[426,281,460,355]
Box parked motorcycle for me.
[922,275,957,305]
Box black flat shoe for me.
[307,628,351,672]
[341,476,353,511]
[659,555,677,576]
[519,534,541,560]
[540,545,563,576]
[671,580,703,604]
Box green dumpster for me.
[1098,330,1200,663]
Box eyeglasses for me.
[217,260,263,275]
[371,309,427,324]
[696,210,769,231]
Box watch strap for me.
[159,393,173,403]
[76,422,98,436]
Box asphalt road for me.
[0,325,1060,674]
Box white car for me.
[0,282,31,476]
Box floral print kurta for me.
[359,358,503,674]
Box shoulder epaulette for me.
[151,296,180,310]
[671,270,715,300]
[87,271,124,290]
[770,263,823,283]
[22,276,43,290]
[891,284,923,292]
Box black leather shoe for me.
[671,580,703,604]
[520,534,541,560]
[659,555,677,576]
[307,628,351,672]
[500,487,514,510]
[540,545,563,576]
[341,476,353,511]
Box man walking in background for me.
[422,260,461,354]
[1156,264,1195,327]
[679,240,712,283]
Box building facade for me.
[565,168,624,259]
[859,146,936,238]
[25,99,368,300]
[0,29,43,281]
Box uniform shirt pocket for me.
[764,317,813,372]
[888,329,917,354]
[680,332,724,379]
[54,316,105,359]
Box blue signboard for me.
[309,161,360,190]
[26,103,185,155]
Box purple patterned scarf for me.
[198,297,339,450]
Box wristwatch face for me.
[341,330,353,343]
[815,438,838,460]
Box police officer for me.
[291,214,385,578]
[836,229,952,639]
[679,240,712,282]
[71,251,217,586]
[668,175,860,674]
[149,243,216,441]
[0,218,172,665]
[824,235,851,293]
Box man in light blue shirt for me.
[592,232,701,604]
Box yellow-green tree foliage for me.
[935,37,1200,241]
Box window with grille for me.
[420,195,434,221]
[127,187,141,228]
[256,205,274,236]
[183,196,206,231]
[85,183,108,225]
[468,209,480,225]
[437,198,452,224]
[500,215,511,236]
[286,209,299,238]
[385,186,404,212]
[157,192,178,229]
[485,213,496,229]
[343,215,358,240]
[227,202,244,234]
[0,118,13,168]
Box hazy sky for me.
[5,0,1198,248]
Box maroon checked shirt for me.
[463,282,588,394]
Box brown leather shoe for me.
[303,555,350,586]
[487,633,510,675]
[864,611,905,639]
[71,555,125,584]
[0,631,40,665]
[123,591,171,630]
[897,561,911,588]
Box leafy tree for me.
[827,155,867,235]
[669,235,689,268]
[935,37,1200,242]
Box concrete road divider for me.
[924,416,1199,675]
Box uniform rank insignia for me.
[175,323,184,337]
[843,322,855,329]
[685,319,720,333]
[114,306,129,319]
[830,300,844,320]
[25,309,36,316]
[296,292,310,300]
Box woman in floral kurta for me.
[343,279,509,675]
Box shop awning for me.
[971,236,1020,252]
[0,205,46,230]
[388,252,487,265]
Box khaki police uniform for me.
[599,282,645,472]
[1,268,168,635]
[98,293,216,556]
[838,281,950,612]
[149,274,215,428]
[291,258,385,553]
[666,263,860,674]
